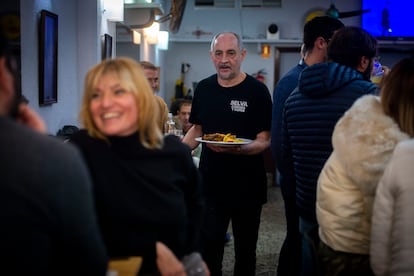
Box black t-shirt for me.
[190,74,272,206]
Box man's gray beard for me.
[219,72,235,81]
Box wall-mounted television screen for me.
[361,0,414,41]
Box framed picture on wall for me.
[39,9,58,106]
[102,33,112,60]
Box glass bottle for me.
[164,113,177,135]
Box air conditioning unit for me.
[124,1,164,29]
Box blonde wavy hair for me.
[80,57,163,149]
[380,57,414,137]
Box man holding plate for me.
[182,32,272,276]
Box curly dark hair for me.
[328,26,378,68]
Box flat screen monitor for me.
[361,0,414,41]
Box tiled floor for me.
[222,178,287,276]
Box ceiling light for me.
[261,44,271,59]
[144,22,159,44]
[157,31,169,50]
[132,30,141,44]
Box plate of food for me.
[195,133,253,146]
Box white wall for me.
[19,0,116,135]
[159,0,362,107]
[16,0,410,134]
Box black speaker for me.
[267,23,279,40]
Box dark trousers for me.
[299,217,320,276]
[200,203,262,276]
[318,241,374,276]
[277,173,301,276]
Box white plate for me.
[195,137,253,146]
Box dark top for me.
[70,130,204,273]
[270,59,307,197]
[190,74,272,207]
[271,59,307,163]
[279,62,378,222]
[0,117,108,275]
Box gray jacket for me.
[370,139,414,276]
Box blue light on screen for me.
[362,0,414,40]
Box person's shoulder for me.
[303,62,329,76]
[194,75,217,97]
[282,63,305,80]
[383,139,414,179]
[284,85,303,106]
[198,74,217,85]
[2,118,67,148]
[69,129,110,151]
[164,135,194,162]
[355,79,379,93]
[339,74,378,98]
[69,129,91,143]
[278,72,299,85]
[206,74,217,81]
[155,95,167,103]
[154,95,169,111]
[245,74,269,90]
[164,135,191,153]
[351,94,379,107]
[274,67,302,94]
[2,118,83,160]
[164,134,185,146]
[394,139,414,155]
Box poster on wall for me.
[39,9,58,106]
[102,33,112,60]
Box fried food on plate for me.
[202,133,242,142]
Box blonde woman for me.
[316,57,414,275]
[70,57,206,276]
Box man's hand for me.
[156,242,186,276]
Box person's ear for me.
[209,51,215,62]
[315,37,327,51]
[240,48,247,61]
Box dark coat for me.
[0,118,108,275]
[279,62,378,222]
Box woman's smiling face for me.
[90,72,138,137]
